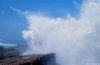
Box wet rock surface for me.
[0,53,56,65]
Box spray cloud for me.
[22,0,100,65]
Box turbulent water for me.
[22,0,100,65]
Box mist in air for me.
[22,0,100,65]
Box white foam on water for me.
[22,0,100,65]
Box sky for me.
[0,0,82,43]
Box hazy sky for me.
[0,0,82,43]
